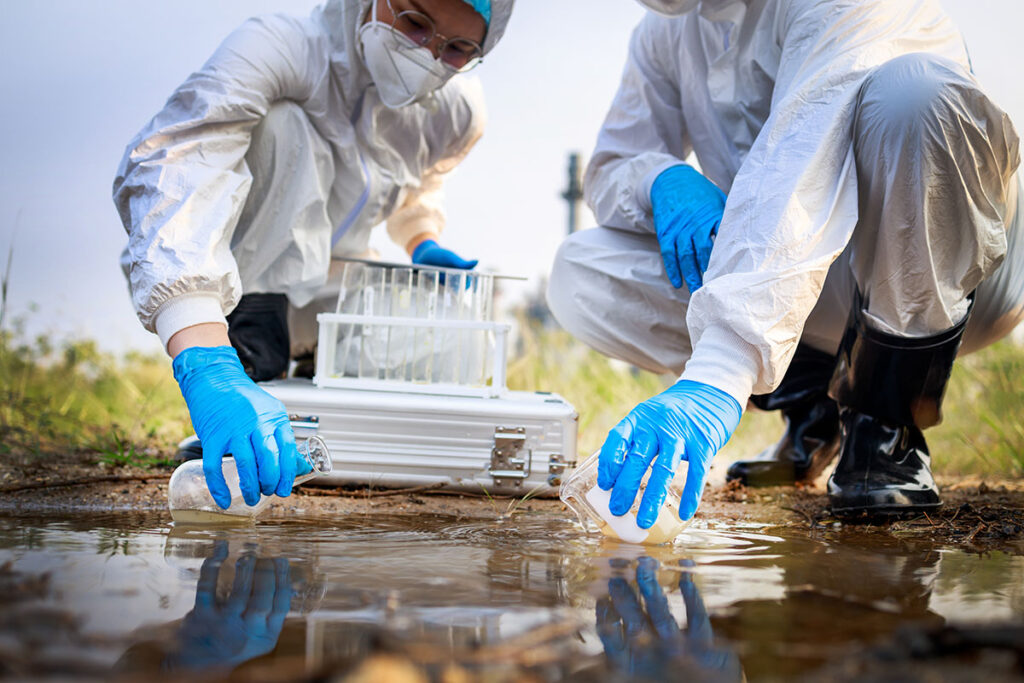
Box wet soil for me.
[1,451,1021,552]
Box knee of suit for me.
[856,53,978,150]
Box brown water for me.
[0,511,1022,681]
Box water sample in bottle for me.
[559,450,690,545]
[168,436,333,524]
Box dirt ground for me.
[1,451,1022,552]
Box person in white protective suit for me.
[112,0,514,510]
[547,0,1024,523]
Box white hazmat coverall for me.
[113,0,513,353]
[547,0,1024,407]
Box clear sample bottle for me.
[168,436,333,524]
[559,450,690,545]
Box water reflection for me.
[161,541,291,672]
[704,532,945,679]
[594,555,742,682]
[0,513,1021,681]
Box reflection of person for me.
[711,536,943,674]
[548,0,1024,525]
[112,0,514,508]
[162,541,293,672]
[597,556,742,681]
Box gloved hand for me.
[411,239,478,270]
[173,346,300,508]
[650,164,726,294]
[599,380,741,526]
[167,542,292,671]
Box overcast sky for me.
[1,1,1020,354]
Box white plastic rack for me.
[314,259,516,398]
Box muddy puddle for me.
[0,510,1022,681]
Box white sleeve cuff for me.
[153,294,229,350]
[679,325,760,408]
[637,160,690,213]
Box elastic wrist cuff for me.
[639,161,690,213]
[390,217,441,251]
[680,326,760,408]
[154,294,229,350]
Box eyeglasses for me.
[384,0,484,72]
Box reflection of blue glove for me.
[595,556,743,680]
[173,346,300,508]
[599,380,741,526]
[651,164,726,293]
[411,239,478,270]
[168,542,292,671]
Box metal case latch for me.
[547,454,575,487]
[289,414,320,439]
[490,427,530,486]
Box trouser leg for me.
[823,54,1021,514]
[232,102,337,304]
[849,54,1017,337]
[803,54,1024,355]
[227,102,337,379]
[546,226,692,375]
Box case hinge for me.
[489,426,530,486]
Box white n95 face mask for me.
[635,0,700,16]
[358,9,450,109]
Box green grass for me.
[0,327,189,468]
[930,339,1024,477]
[508,325,1024,479]
[507,324,668,458]
[1,312,1020,478]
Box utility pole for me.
[561,152,584,235]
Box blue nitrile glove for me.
[650,164,726,294]
[599,380,742,526]
[167,542,292,671]
[173,346,301,508]
[411,239,478,270]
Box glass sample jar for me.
[559,450,690,545]
[168,436,333,524]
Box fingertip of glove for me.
[608,498,631,517]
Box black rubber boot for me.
[726,345,841,486]
[827,296,971,517]
[226,293,291,382]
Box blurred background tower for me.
[561,152,584,235]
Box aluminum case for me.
[263,379,578,496]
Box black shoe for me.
[727,345,840,487]
[174,435,203,463]
[227,293,291,382]
[826,293,970,517]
